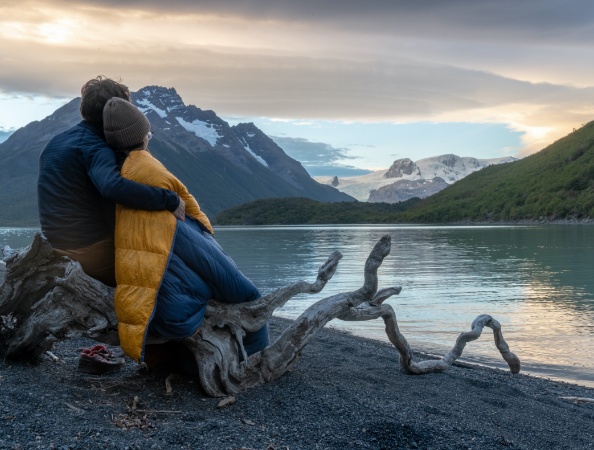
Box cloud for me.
[1,0,594,158]
[3,35,592,121]
[306,166,373,178]
[270,136,356,164]
[32,1,594,42]
[0,130,14,143]
[270,136,370,176]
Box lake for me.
[2,225,593,388]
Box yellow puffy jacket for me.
[114,150,213,361]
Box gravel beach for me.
[1,317,593,450]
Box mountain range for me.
[0,86,353,226]
[216,121,594,224]
[6,84,589,228]
[315,154,516,202]
[402,121,594,222]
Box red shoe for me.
[78,345,125,375]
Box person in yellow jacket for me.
[103,97,269,363]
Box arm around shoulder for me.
[87,144,180,213]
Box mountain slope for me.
[232,122,352,202]
[403,122,594,221]
[216,123,594,224]
[0,86,353,226]
[0,100,80,226]
[132,86,354,214]
[368,177,449,203]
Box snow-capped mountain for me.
[315,154,516,202]
[368,178,450,203]
[0,86,353,225]
[132,87,353,203]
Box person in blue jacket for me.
[37,76,185,287]
[38,76,186,374]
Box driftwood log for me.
[0,233,520,397]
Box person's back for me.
[39,121,119,249]
[37,76,183,287]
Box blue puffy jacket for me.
[38,121,179,250]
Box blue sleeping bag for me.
[148,216,269,355]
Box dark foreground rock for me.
[1,317,593,450]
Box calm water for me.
[2,225,593,387]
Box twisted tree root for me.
[340,298,521,375]
[0,234,118,358]
[185,236,392,396]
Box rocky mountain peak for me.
[385,158,419,178]
[235,122,257,130]
[232,122,262,137]
[133,86,185,117]
[436,154,460,168]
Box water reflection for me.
[0,228,40,281]
[0,228,40,250]
[2,225,594,387]
[215,225,594,387]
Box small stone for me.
[217,396,236,409]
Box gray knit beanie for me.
[103,97,150,151]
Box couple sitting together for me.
[37,77,268,372]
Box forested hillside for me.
[214,198,421,225]
[401,121,594,222]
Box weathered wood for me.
[0,233,521,397]
[0,234,118,358]
[340,303,521,375]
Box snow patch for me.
[176,117,221,146]
[136,99,167,118]
[315,170,393,201]
[244,144,268,167]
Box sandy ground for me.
[1,317,594,450]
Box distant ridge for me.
[216,123,594,224]
[315,154,516,202]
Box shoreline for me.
[449,217,594,226]
[3,226,594,393]
[1,317,594,449]
[2,219,594,231]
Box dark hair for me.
[79,76,131,126]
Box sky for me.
[1,0,594,176]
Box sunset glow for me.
[1,0,593,171]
